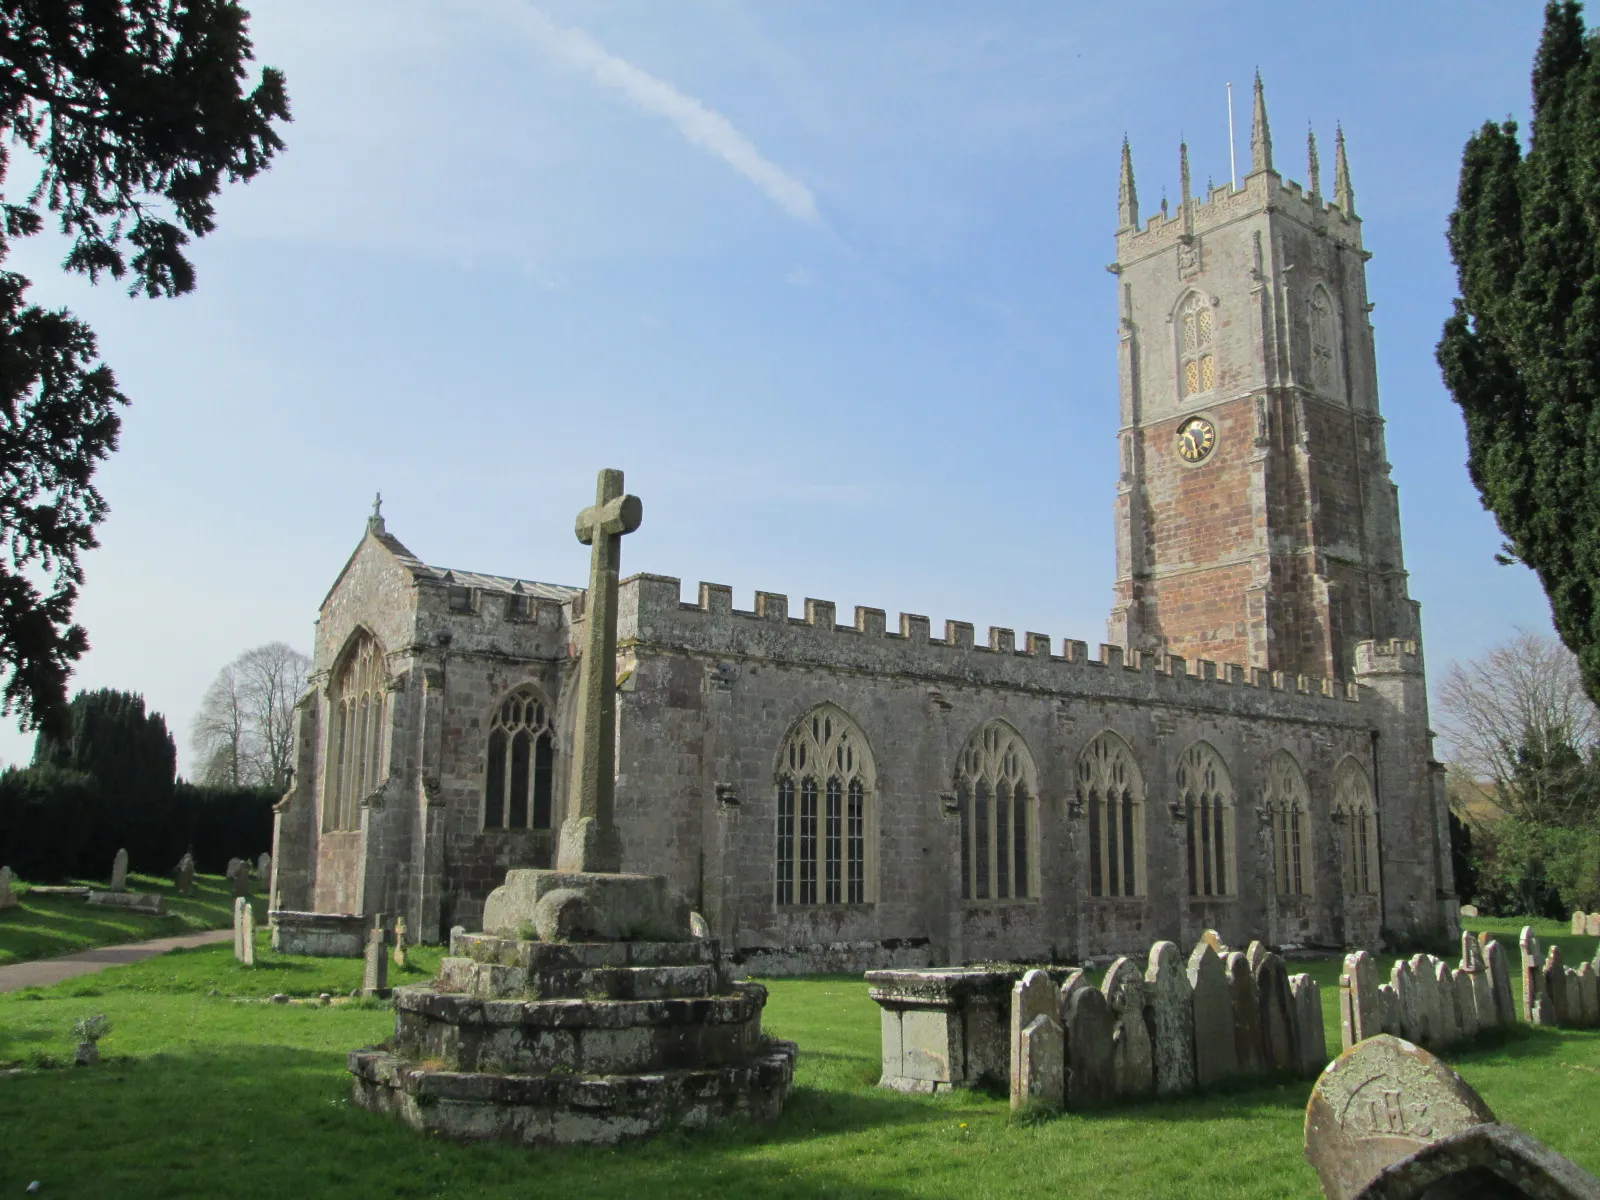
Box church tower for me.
[1107,76,1417,682]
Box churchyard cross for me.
[557,468,642,874]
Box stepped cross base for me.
[556,816,624,876]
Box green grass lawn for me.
[0,924,1593,1199]
[0,873,259,966]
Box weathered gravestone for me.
[173,852,195,896]
[1376,984,1400,1038]
[1483,936,1517,1029]
[1305,1035,1495,1200]
[1009,969,1062,1112]
[1341,951,1381,1049]
[1431,960,1459,1048]
[1452,968,1479,1041]
[361,921,389,997]
[1103,956,1153,1099]
[1246,939,1267,975]
[1575,963,1599,1028]
[1305,1034,1600,1200]
[392,916,408,968]
[87,890,165,914]
[1574,912,1588,937]
[1290,974,1327,1077]
[1064,985,1115,1110]
[1145,941,1195,1096]
[1257,952,1297,1073]
[257,852,272,884]
[1392,959,1423,1045]
[1521,927,1549,1024]
[227,858,250,900]
[1460,933,1496,1034]
[1201,928,1228,955]
[233,897,249,961]
[1587,912,1600,938]
[1188,941,1236,1086]
[240,902,256,966]
[688,911,710,938]
[1544,946,1568,1026]
[1228,950,1266,1076]
[110,848,128,892]
[0,865,15,910]
[1459,903,1479,918]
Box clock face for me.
[1176,416,1217,464]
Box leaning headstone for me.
[362,923,389,998]
[1245,939,1267,975]
[1430,961,1458,1048]
[1340,951,1380,1049]
[1227,951,1265,1076]
[240,902,256,966]
[1289,974,1327,1078]
[1452,969,1479,1041]
[110,847,128,892]
[1102,957,1153,1099]
[1543,946,1568,1025]
[173,852,195,897]
[1144,941,1195,1096]
[1256,952,1297,1073]
[1408,955,1441,1047]
[0,866,15,910]
[1304,1034,1496,1200]
[392,916,408,969]
[1009,968,1057,1111]
[1015,1014,1064,1112]
[1520,926,1544,1023]
[1187,941,1236,1087]
[227,858,250,899]
[233,896,249,961]
[1354,1121,1600,1199]
[1063,986,1115,1110]
[1576,963,1599,1028]
[1058,967,1087,1013]
[1201,928,1228,955]
[1483,938,1516,1029]
[1459,933,1493,1033]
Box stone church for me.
[271,80,1458,971]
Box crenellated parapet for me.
[615,574,1372,725]
[1352,638,1423,677]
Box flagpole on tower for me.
[1227,81,1237,189]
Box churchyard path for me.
[0,928,233,992]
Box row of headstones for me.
[1569,910,1600,937]
[1521,926,1600,1028]
[1339,933,1517,1053]
[223,854,271,899]
[1009,931,1327,1113]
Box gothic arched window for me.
[775,705,874,907]
[323,629,387,833]
[1178,292,1216,399]
[1177,742,1235,897]
[954,721,1039,902]
[1309,285,1338,394]
[1264,751,1312,896]
[484,687,555,831]
[1079,732,1145,898]
[1333,757,1377,894]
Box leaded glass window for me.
[954,721,1038,902]
[1333,758,1377,895]
[1178,741,1235,897]
[1264,751,1313,896]
[1079,732,1145,897]
[323,630,388,832]
[1179,292,1217,398]
[775,705,874,906]
[484,688,556,832]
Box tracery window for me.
[955,721,1038,902]
[1079,732,1145,898]
[484,688,555,831]
[1264,751,1312,896]
[1179,292,1216,399]
[1177,742,1235,897]
[323,630,388,832]
[1309,285,1337,393]
[1333,757,1377,894]
[775,705,874,906]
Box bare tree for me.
[191,642,310,790]
[1435,629,1600,824]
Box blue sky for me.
[0,1,1559,770]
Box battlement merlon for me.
[609,574,1378,724]
[1352,638,1424,677]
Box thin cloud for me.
[506,5,821,225]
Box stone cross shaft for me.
[557,468,642,874]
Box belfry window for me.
[775,705,874,907]
[484,688,555,831]
[1264,751,1313,896]
[1177,742,1235,898]
[955,721,1039,902]
[1079,732,1145,898]
[323,630,388,833]
[1333,758,1377,895]
[1179,292,1216,398]
[1309,286,1337,393]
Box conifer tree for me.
[1438,1,1600,704]
[0,3,289,733]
